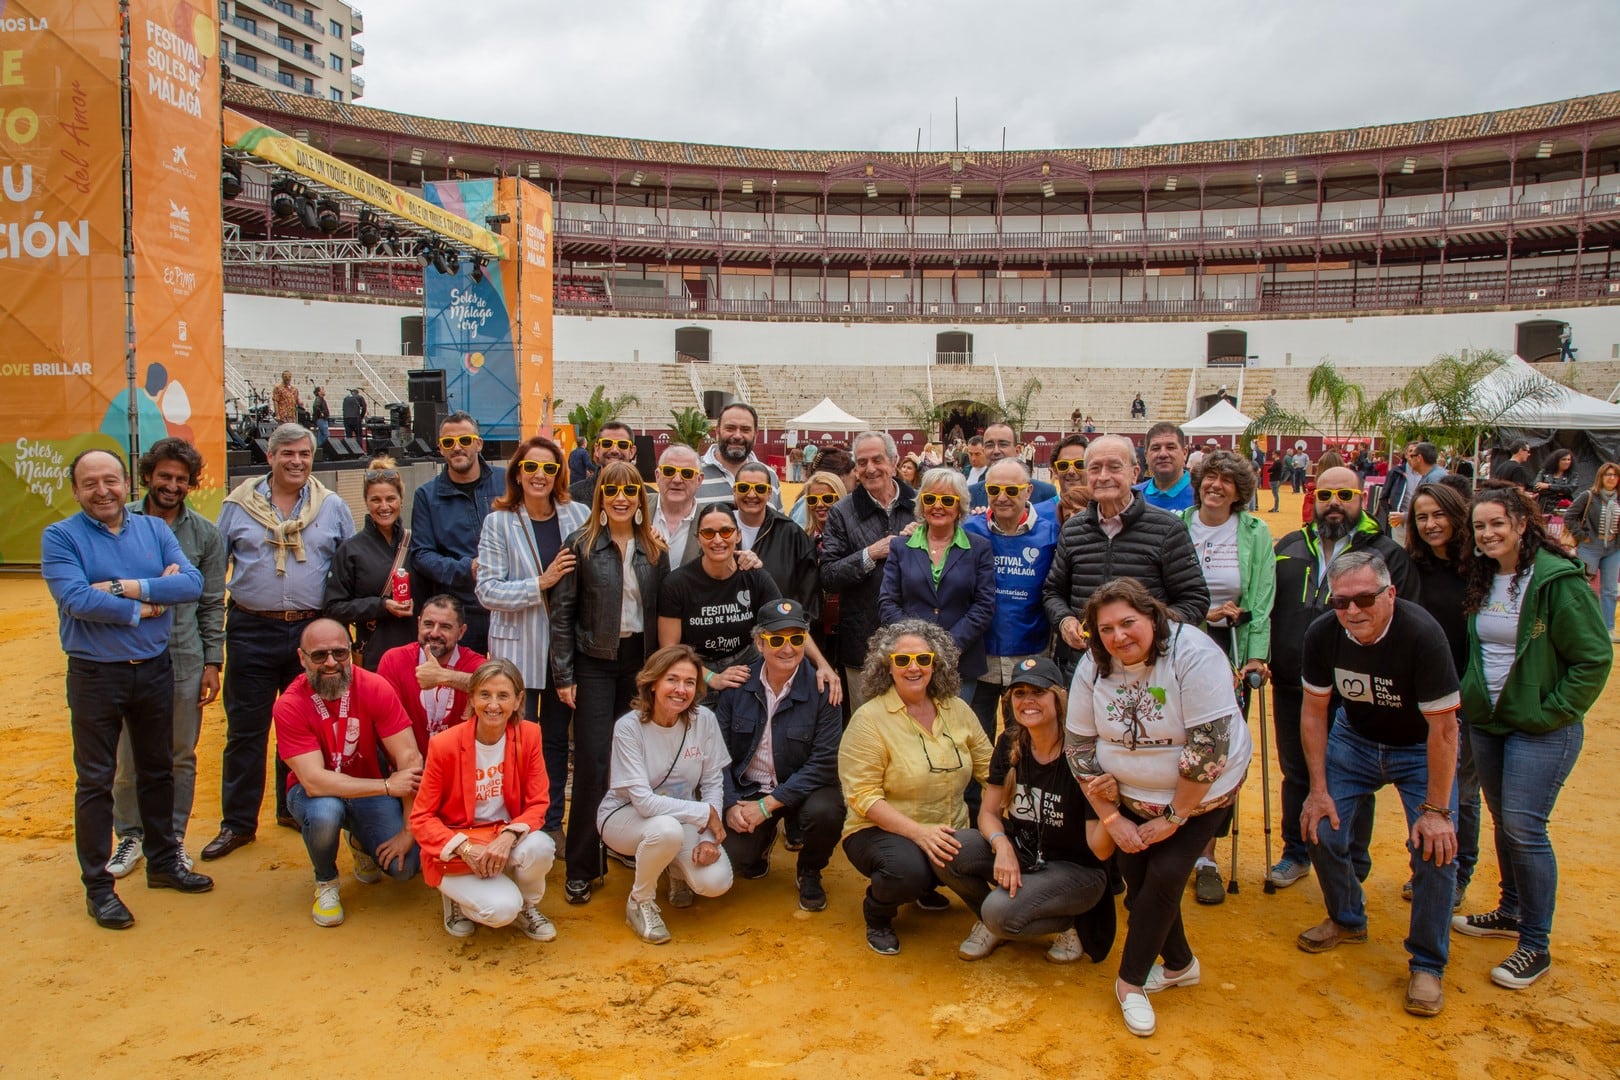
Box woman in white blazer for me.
[476,436,591,836]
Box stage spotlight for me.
[431,243,450,275]
[316,197,341,233]
[357,209,381,249]
[294,191,320,231]
[443,248,461,275]
[470,255,487,283]
[270,177,296,220]
[417,238,435,267]
[382,224,401,255]
[222,157,243,200]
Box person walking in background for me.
[1565,462,1620,641]
[310,387,331,447]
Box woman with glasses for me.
[1067,578,1253,1038]
[838,620,993,955]
[879,468,996,703]
[1453,486,1610,990]
[549,460,670,905]
[798,471,849,701]
[323,458,418,669]
[730,461,820,613]
[476,437,590,842]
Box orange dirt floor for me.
[1,490,1617,1078]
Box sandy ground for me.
[2,488,1617,1079]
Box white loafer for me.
[1144,956,1201,993]
[1116,984,1156,1037]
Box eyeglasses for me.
[1327,588,1388,611]
[733,482,771,496]
[600,483,641,498]
[1314,488,1361,503]
[804,492,840,507]
[920,493,961,508]
[890,651,935,669]
[597,438,633,451]
[363,469,399,484]
[984,483,1029,497]
[917,730,964,773]
[438,434,478,450]
[302,647,351,664]
[697,526,737,540]
[517,459,560,475]
[658,465,698,480]
[1050,459,1083,473]
[760,632,807,648]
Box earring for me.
[1474,545,1485,557]
[599,510,609,527]
[634,508,644,525]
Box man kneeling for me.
[275,619,422,927]
[409,658,556,941]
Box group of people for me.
[43,401,1610,1039]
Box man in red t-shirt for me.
[374,595,486,757]
[275,618,423,928]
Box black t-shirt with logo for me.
[1300,599,1460,746]
[657,563,781,670]
[987,730,1101,870]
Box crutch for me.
[1223,628,1246,895]
[1257,668,1276,894]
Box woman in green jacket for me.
[1452,486,1611,991]
[1178,450,1276,903]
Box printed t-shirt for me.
[658,563,781,669]
[1476,570,1529,707]
[274,667,412,790]
[988,730,1100,870]
[1187,514,1241,621]
[1300,599,1460,746]
[474,735,506,824]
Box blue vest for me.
[964,507,1060,658]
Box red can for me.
[390,569,412,605]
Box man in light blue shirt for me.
[1134,422,1196,512]
[42,448,213,928]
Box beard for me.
[1316,509,1354,542]
[310,665,352,700]
[720,438,751,463]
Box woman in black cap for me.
[937,657,1116,964]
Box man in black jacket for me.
[1042,435,1209,659]
[1266,465,1420,890]
[819,431,916,708]
[716,600,843,913]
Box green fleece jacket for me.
[1463,547,1612,736]
[1178,508,1276,665]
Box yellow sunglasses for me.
[890,651,935,669]
[438,434,478,450]
[734,482,772,496]
[601,483,641,498]
[760,632,807,648]
[517,460,560,475]
[659,465,698,480]
[920,493,961,508]
[984,483,1029,497]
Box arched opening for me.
[939,399,994,444]
[1207,329,1247,367]
[1515,319,1565,363]
[936,331,974,366]
[675,325,712,363]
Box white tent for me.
[786,397,868,430]
[1396,355,1620,429]
[1179,399,1254,438]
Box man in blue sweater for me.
[42,449,214,929]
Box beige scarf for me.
[223,474,334,574]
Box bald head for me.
[985,458,1030,484]
[1317,466,1360,491]
[1312,465,1364,540]
[659,443,700,468]
[1085,434,1135,465]
[300,618,352,652]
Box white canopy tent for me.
[1396,354,1620,429]
[786,397,869,430]
[1179,399,1254,441]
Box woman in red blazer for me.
[409,658,557,941]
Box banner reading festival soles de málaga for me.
[422,178,554,442]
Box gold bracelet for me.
[1102,812,1120,825]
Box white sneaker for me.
[312,880,344,927]
[441,894,475,938]
[1268,858,1311,888]
[1144,956,1201,993]
[1046,927,1083,964]
[626,898,671,944]
[667,869,695,909]
[514,903,557,942]
[348,834,383,884]
[957,920,1006,961]
[107,836,143,879]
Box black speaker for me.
[226,448,252,470]
[252,439,270,465]
[407,368,446,404]
[404,437,435,459]
[413,401,446,446]
[634,435,657,482]
[324,437,363,461]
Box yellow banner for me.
[223,108,508,259]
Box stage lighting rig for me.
[470,255,487,284]
[222,156,243,200]
[357,208,381,249]
[270,176,297,220]
[316,196,341,233]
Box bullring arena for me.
[5,8,1620,1074]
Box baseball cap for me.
[755,598,810,633]
[1006,656,1063,690]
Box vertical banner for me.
[422,178,552,442]
[127,0,223,516]
[0,1,125,563]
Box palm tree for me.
[667,406,711,451]
[1245,359,1397,447]
[998,377,1043,439]
[1394,349,1564,466]
[896,387,948,435]
[565,385,639,445]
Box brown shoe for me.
[1296,918,1368,953]
[200,828,256,861]
[1404,971,1444,1016]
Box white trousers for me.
[436,830,555,927]
[601,811,734,904]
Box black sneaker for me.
[797,871,827,912]
[1491,946,1551,989]
[914,889,951,912]
[564,878,592,905]
[1452,908,1519,939]
[740,856,771,881]
[865,920,900,955]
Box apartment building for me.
[219,0,365,103]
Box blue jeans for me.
[1456,721,1482,892]
[1308,724,1457,976]
[286,783,419,884]
[1468,723,1583,953]
[1577,538,1620,631]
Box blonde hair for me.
[364,456,403,497]
[799,471,847,537]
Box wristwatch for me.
[109,581,125,597]
[1163,807,1187,826]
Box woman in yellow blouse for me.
[838,618,992,955]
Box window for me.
[276,71,294,87]
[330,19,343,37]
[330,87,343,101]
[238,15,255,30]
[303,77,314,93]
[330,54,342,72]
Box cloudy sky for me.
[358,0,1620,151]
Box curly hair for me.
[1462,484,1572,612]
[629,644,704,727]
[1403,481,1470,568]
[137,437,204,487]
[996,683,1070,807]
[1082,577,1173,678]
[1191,449,1256,510]
[859,619,962,703]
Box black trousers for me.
[722,784,843,877]
[564,638,645,882]
[843,826,980,923]
[1273,683,1374,872]
[69,654,179,897]
[1115,804,1229,986]
[459,605,490,657]
[220,610,310,834]
[525,684,572,832]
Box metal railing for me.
[227,16,325,67]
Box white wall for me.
[225,294,415,354]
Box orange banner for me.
[508,178,555,437]
[128,0,224,517]
[0,1,125,563]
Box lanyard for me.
[310,690,357,773]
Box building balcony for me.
[351,40,364,63]
[350,6,363,31]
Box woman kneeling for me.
[599,645,735,944]
[409,659,558,941]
